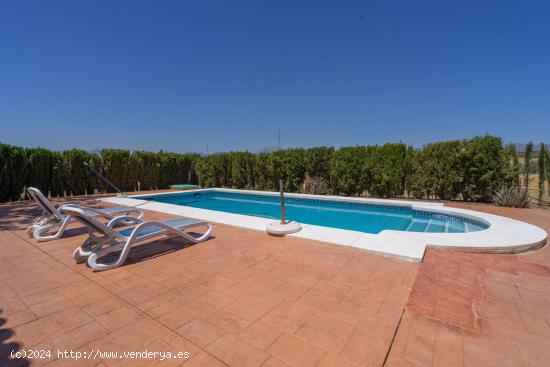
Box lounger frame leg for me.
[72,232,116,262]
[26,214,49,237]
[33,216,71,242]
[86,223,213,271]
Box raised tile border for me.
[102,188,547,262]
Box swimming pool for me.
[136,190,487,234]
[104,188,547,262]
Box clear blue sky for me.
[1,0,548,153]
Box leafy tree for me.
[409,140,462,200]
[100,149,131,192]
[403,145,415,197]
[158,152,180,189]
[197,153,229,188]
[330,146,368,195]
[0,135,522,203]
[254,153,272,190]
[136,151,161,190]
[0,144,29,201]
[369,143,407,197]
[26,148,53,195]
[460,135,509,201]
[305,147,334,182]
[62,149,94,195]
[49,151,66,197]
[228,151,255,188]
[281,148,306,191]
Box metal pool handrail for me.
[84,162,127,198]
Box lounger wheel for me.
[33,223,63,242]
[26,224,37,237]
[73,247,89,263]
[87,253,116,271]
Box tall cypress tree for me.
[508,144,520,186]
[524,142,533,190]
[539,143,546,203]
[547,147,550,197]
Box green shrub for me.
[330,146,369,195]
[197,153,229,188]
[63,149,97,195]
[460,135,511,201]
[0,144,28,201]
[254,152,273,190]
[228,151,255,189]
[281,148,306,191]
[305,147,334,182]
[136,151,161,190]
[0,135,520,203]
[369,143,407,197]
[100,149,131,192]
[26,148,52,194]
[408,140,462,200]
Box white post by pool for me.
[266,179,302,236]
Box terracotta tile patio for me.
[0,195,549,366]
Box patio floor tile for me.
[176,318,226,348]
[1,195,549,366]
[268,334,324,367]
[205,333,269,367]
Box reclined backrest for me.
[27,187,58,216]
[62,206,123,239]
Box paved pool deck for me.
[0,193,549,366]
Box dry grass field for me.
[519,174,550,206]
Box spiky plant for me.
[492,186,530,208]
[301,174,329,195]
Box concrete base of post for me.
[266,221,302,236]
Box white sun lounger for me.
[26,187,144,242]
[63,206,213,271]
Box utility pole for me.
[277,128,282,151]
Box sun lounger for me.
[26,187,144,242]
[63,206,212,271]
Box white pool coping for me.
[102,188,548,262]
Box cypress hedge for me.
[0,135,519,203]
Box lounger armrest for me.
[126,220,171,239]
[58,203,82,211]
[107,215,145,228]
[80,206,111,216]
[128,219,205,240]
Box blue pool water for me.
[136,190,488,234]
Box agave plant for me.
[492,186,530,208]
[301,174,329,195]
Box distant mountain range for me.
[88,143,549,155]
[256,146,277,154]
[511,143,550,152]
